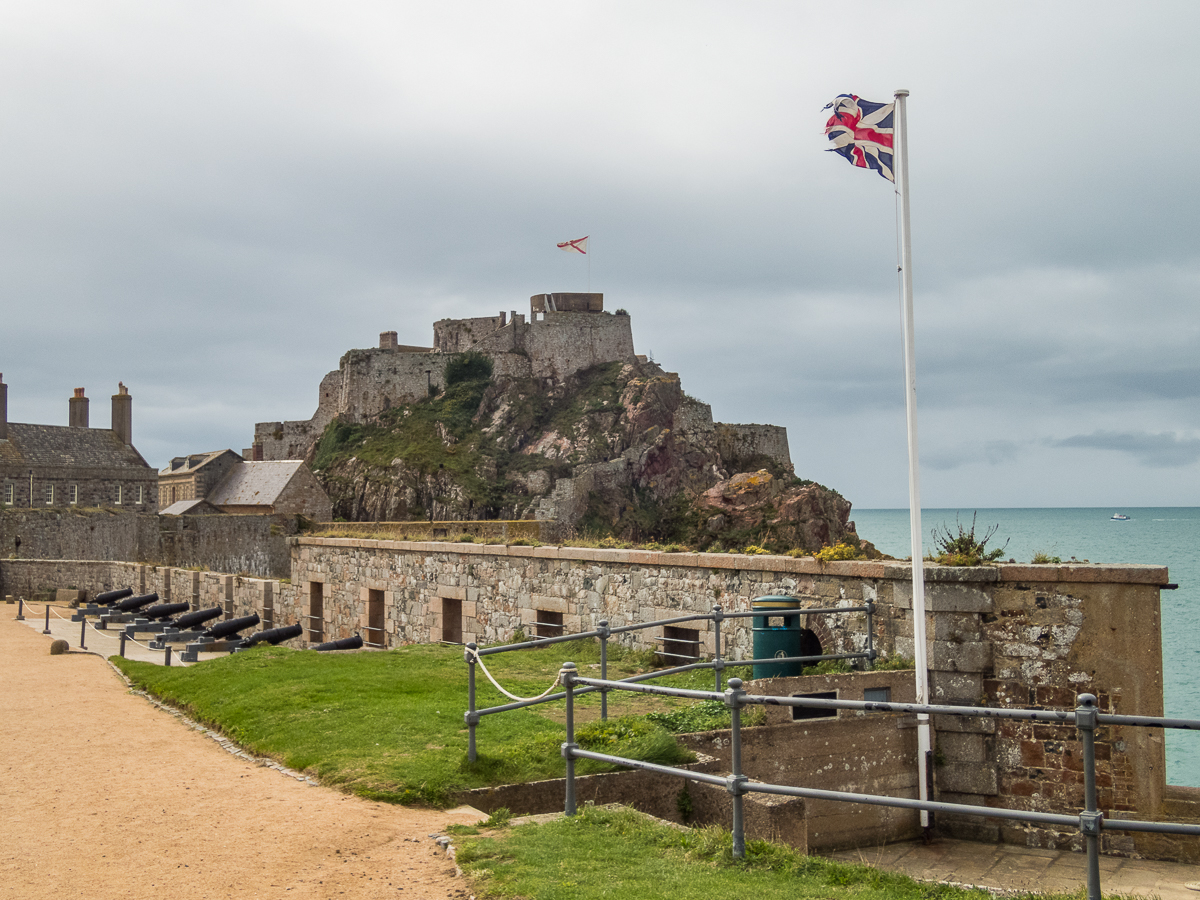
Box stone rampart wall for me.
[1,540,1181,860]
[0,508,291,578]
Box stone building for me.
[159,454,332,521]
[158,449,243,509]
[0,376,157,511]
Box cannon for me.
[314,634,364,652]
[95,588,134,605]
[205,614,261,640]
[97,593,160,629]
[239,624,303,648]
[179,613,262,663]
[148,607,225,647]
[71,587,135,620]
[117,602,192,637]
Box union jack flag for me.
[823,94,895,182]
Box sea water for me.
[851,507,1200,786]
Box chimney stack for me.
[69,387,89,428]
[111,382,132,446]
[380,331,398,350]
[0,373,7,441]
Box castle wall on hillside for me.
[715,423,793,474]
[254,302,637,461]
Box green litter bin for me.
[752,596,805,679]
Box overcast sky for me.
[2,1,1197,510]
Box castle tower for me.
[111,382,132,446]
[69,388,89,428]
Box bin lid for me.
[751,595,801,610]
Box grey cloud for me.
[1052,431,1200,468]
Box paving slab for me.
[826,838,1200,899]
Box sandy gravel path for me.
[0,613,485,899]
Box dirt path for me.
[0,614,485,899]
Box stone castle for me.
[252,293,791,472]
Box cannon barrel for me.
[314,634,364,652]
[173,606,224,631]
[242,624,303,647]
[204,613,260,640]
[140,602,190,621]
[114,592,159,612]
[94,587,134,605]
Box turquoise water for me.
[852,507,1200,787]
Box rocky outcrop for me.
[313,357,856,552]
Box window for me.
[439,596,462,644]
[3,483,12,505]
[115,484,123,505]
[70,484,78,505]
[44,484,53,505]
[137,485,144,504]
[864,687,892,704]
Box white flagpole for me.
[893,87,932,831]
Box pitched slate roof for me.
[0,423,151,470]
[159,449,240,476]
[207,460,305,508]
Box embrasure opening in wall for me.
[535,609,564,639]
[366,588,385,647]
[792,690,837,721]
[660,626,701,665]
[307,582,324,643]
[441,596,462,644]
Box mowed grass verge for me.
[111,640,720,807]
[456,805,1071,900]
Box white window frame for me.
[3,483,12,505]
[45,484,54,506]
[137,485,144,505]
[115,484,123,505]
[70,484,78,505]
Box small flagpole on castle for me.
[894,87,933,832]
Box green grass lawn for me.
[111,640,738,807]
[456,805,1068,900]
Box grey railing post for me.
[465,643,479,762]
[80,617,87,650]
[865,599,876,669]
[16,597,24,621]
[43,604,51,634]
[597,621,610,722]
[164,645,172,667]
[712,605,725,693]
[1076,693,1103,900]
[561,662,579,816]
[119,632,127,658]
[725,676,748,859]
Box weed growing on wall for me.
[929,512,1008,566]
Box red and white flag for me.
[556,236,588,255]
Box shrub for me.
[813,542,865,562]
[929,513,1007,566]
[1032,550,1062,564]
[444,351,494,387]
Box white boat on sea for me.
[1111,513,1131,520]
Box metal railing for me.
[556,666,1200,900]
[463,601,875,761]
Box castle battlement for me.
[253,294,637,461]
